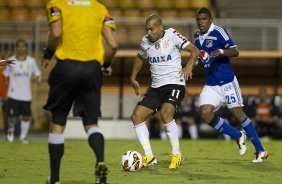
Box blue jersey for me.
[194,23,237,86]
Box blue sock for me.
[241,117,264,151]
[211,116,241,139]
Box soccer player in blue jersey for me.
[194,7,268,163]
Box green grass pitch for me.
[0,139,282,184]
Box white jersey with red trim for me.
[138,28,190,88]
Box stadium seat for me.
[123,9,141,18]
[0,26,14,40]
[0,0,6,7]
[128,27,145,46]
[119,0,136,8]
[99,0,118,8]
[160,10,177,19]
[15,26,33,40]
[0,8,10,21]
[174,0,191,9]
[137,0,154,9]
[30,8,46,21]
[190,0,210,9]
[178,9,196,18]
[11,8,29,22]
[116,26,128,45]
[155,0,172,9]
[25,0,45,8]
[108,8,122,18]
[141,9,160,17]
[173,26,191,39]
[7,0,25,7]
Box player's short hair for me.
[15,39,27,47]
[146,14,162,26]
[196,7,212,18]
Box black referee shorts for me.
[43,59,102,126]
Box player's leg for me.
[230,107,267,162]
[7,98,20,142]
[228,77,267,162]
[19,101,32,144]
[44,60,81,184]
[160,103,183,169]
[131,105,156,166]
[160,84,185,169]
[187,117,198,140]
[74,60,107,184]
[84,124,107,184]
[47,122,65,184]
[132,87,161,167]
[199,85,246,155]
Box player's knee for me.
[199,109,213,123]
[159,109,173,123]
[8,117,18,124]
[131,112,143,124]
[49,123,65,134]
[22,116,30,121]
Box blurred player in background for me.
[0,66,9,136]
[43,0,118,183]
[130,15,199,169]
[194,7,267,162]
[3,39,41,144]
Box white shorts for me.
[199,76,244,112]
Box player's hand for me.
[102,66,112,76]
[209,50,221,58]
[180,64,193,80]
[130,78,140,96]
[36,75,42,83]
[0,59,15,66]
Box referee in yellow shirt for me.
[43,1,118,184]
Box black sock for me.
[88,132,104,166]
[48,143,64,183]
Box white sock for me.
[134,122,153,156]
[223,134,231,141]
[165,120,181,154]
[177,124,183,138]
[188,124,198,140]
[160,131,168,140]
[20,121,30,140]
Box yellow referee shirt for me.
[46,0,116,64]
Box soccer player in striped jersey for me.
[194,7,267,163]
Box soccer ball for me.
[121,150,143,172]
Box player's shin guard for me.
[48,133,64,184]
[241,117,264,151]
[134,122,153,156]
[210,116,241,139]
[165,120,181,154]
[88,127,105,166]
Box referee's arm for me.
[46,19,62,57]
[102,25,118,68]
